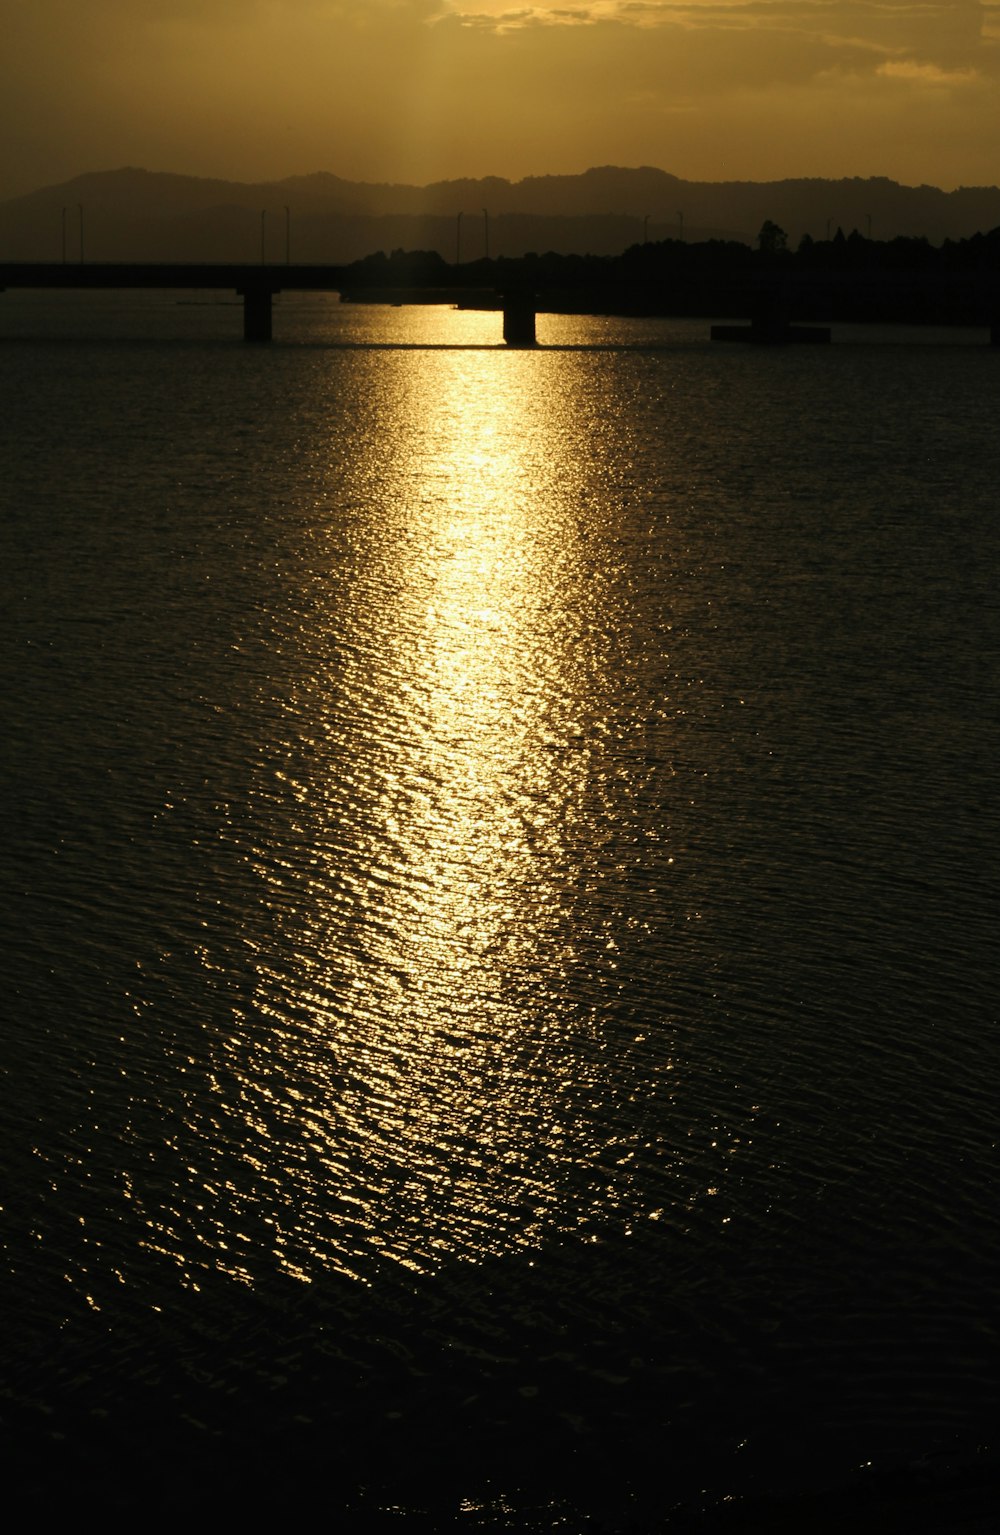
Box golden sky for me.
[3,2,998,197]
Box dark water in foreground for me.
[1,296,999,1525]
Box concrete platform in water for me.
[711,322,832,344]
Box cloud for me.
[445,0,994,67]
[876,58,981,84]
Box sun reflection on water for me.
[145,341,690,1286]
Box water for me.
[1,293,999,1524]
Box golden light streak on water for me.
[164,333,661,1285]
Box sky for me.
[3,1,998,199]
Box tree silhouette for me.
[757,220,788,254]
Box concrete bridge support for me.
[502,295,536,346]
[240,286,274,342]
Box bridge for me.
[3,260,997,345]
[0,262,538,345]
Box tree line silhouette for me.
[339,223,1000,326]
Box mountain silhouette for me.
[2,166,998,264]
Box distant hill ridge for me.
[3,165,998,264]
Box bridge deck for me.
[0,262,349,292]
[0,263,533,343]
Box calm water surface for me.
[1,294,999,1523]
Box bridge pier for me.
[240,286,274,342]
[712,288,830,344]
[502,295,537,347]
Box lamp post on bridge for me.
[482,207,489,261]
[259,208,291,264]
[456,210,463,267]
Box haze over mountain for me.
[3,166,999,266]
